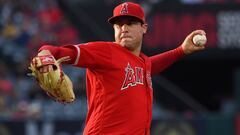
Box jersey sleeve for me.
[39,42,112,69]
[150,46,185,75]
[39,45,78,65]
[71,42,112,69]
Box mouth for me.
[121,36,131,40]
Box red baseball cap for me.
[108,2,146,24]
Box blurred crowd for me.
[0,0,86,120]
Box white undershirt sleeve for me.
[73,45,80,66]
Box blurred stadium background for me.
[0,0,240,134]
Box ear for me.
[142,23,148,34]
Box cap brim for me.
[108,15,144,24]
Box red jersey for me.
[39,41,184,135]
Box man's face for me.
[113,17,147,52]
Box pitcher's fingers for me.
[39,68,44,73]
[192,30,206,36]
[43,66,48,72]
[48,65,53,71]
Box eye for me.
[115,22,124,27]
[130,21,139,25]
[114,24,121,28]
[114,18,141,26]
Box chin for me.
[121,42,131,48]
[124,44,135,51]
[121,40,131,45]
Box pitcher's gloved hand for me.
[29,54,75,103]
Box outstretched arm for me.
[150,30,206,75]
[38,45,77,64]
[35,45,78,73]
[150,46,185,75]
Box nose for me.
[121,24,129,33]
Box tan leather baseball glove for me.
[29,54,75,103]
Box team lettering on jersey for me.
[146,71,153,90]
[121,63,144,90]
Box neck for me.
[131,46,141,56]
[132,40,142,56]
[114,41,142,56]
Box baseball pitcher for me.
[29,2,206,135]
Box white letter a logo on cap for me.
[120,3,128,14]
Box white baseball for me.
[192,34,207,46]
